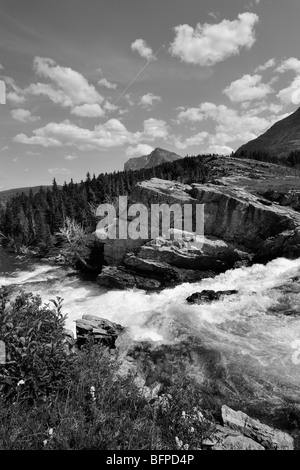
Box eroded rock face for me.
[99,176,300,290]
[221,405,294,450]
[98,266,162,291]
[75,314,125,349]
[186,290,238,305]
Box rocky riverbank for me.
[98,157,300,291]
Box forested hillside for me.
[0,154,210,254]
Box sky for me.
[1,0,300,190]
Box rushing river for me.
[1,248,300,431]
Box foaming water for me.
[2,254,300,413]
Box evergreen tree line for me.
[0,154,211,253]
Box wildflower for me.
[90,385,96,402]
[43,440,48,446]
[48,428,53,436]
[182,411,186,419]
[17,379,25,387]
[175,436,183,449]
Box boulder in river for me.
[186,290,239,304]
[75,314,125,349]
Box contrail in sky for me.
[113,44,165,106]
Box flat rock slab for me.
[222,405,294,450]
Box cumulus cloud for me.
[169,12,259,66]
[71,103,105,117]
[276,58,300,105]
[174,102,277,149]
[173,131,209,150]
[131,39,156,61]
[255,58,276,72]
[139,93,161,108]
[20,57,110,116]
[223,74,273,102]
[2,76,26,104]
[98,78,117,90]
[126,144,154,157]
[10,108,40,122]
[64,154,77,161]
[13,118,169,150]
[277,57,300,74]
[277,77,300,105]
[175,106,205,123]
[32,57,104,105]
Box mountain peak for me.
[235,106,300,159]
[124,148,183,171]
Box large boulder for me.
[221,405,294,450]
[75,314,125,349]
[186,290,238,305]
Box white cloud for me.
[98,78,117,90]
[255,58,276,72]
[277,57,300,74]
[131,39,156,61]
[0,64,4,70]
[276,58,300,105]
[169,12,258,66]
[142,118,169,139]
[10,108,40,122]
[14,117,169,150]
[126,144,154,157]
[175,106,204,123]
[21,57,109,116]
[277,76,300,105]
[139,93,161,108]
[173,131,209,150]
[64,154,77,161]
[48,168,71,175]
[174,102,277,149]
[224,74,273,102]
[206,145,234,155]
[71,103,105,117]
[32,57,104,105]
[2,76,26,104]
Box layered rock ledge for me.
[98,174,300,290]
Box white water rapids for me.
[1,252,300,425]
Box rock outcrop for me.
[75,315,125,349]
[221,405,294,450]
[186,290,238,304]
[124,147,182,171]
[98,173,300,290]
[235,106,300,159]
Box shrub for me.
[0,288,71,404]
[0,290,215,450]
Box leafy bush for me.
[0,290,215,450]
[0,288,71,403]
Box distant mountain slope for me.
[124,147,183,171]
[235,107,300,159]
[0,185,60,199]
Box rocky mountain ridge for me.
[124,147,183,171]
[236,106,300,159]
